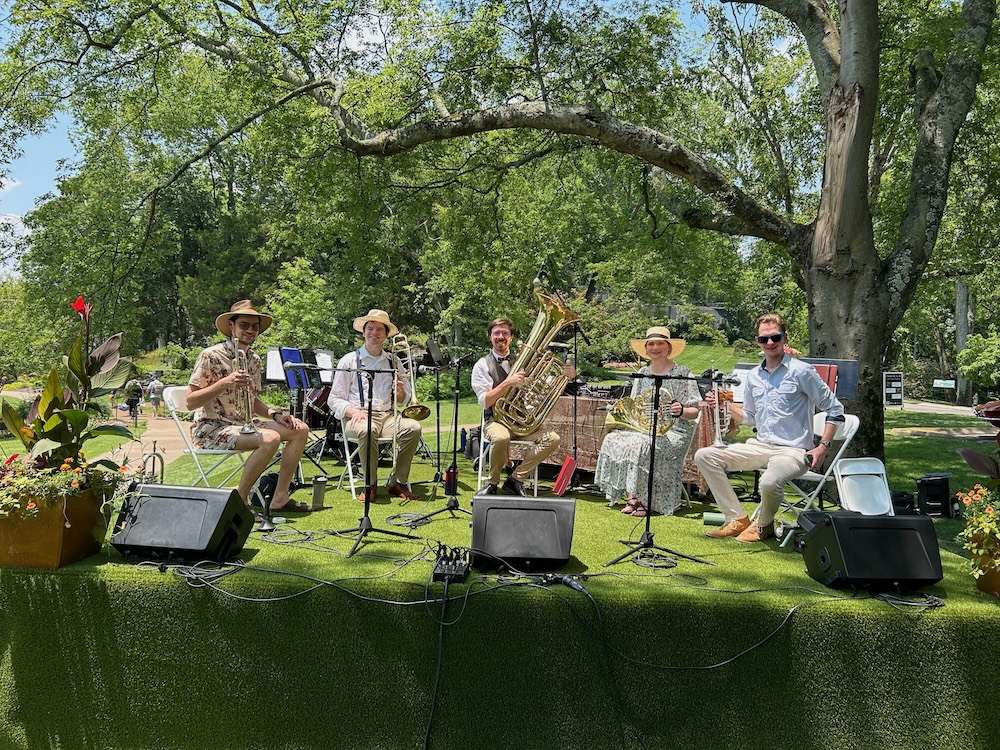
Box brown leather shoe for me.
[735,522,775,543]
[386,480,418,501]
[705,516,751,538]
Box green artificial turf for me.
[2,408,999,750]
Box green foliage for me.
[957,334,1000,388]
[255,258,345,351]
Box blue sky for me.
[0,117,76,236]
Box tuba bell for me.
[493,287,580,437]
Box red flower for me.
[71,295,93,321]
[3,454,19,466]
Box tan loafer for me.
[735,522,774,543]
[705,516,751,538]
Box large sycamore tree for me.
[1,0,995,456]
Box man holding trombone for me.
[187,300,310,515]
[327,309,423,503]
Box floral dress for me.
[188,341,262,449]
[594,364,701,515]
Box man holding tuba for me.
[187,300,310,516]
[471,317,575,496]
[326,309,422,503]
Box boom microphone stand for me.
[334,368,417,557]
[408,355,472,526]
[604,372,715,568]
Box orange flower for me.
[964,497,973,506]
[25,501,36,510]
[64,456,74,464]
[119,466,129,472]
[72,467,82,474]
[60,464,71,472]
[71,480,80,489]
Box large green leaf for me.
[29,438,66,459]
[90,359,134,395]
[88,333,124,376]
[42,408,89,434]
[36,367,64,422]
[87,423,135,440]
[1,401,31,450]
[66,330,86,400]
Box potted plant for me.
[0,296,135,568]
[956,448,1000,597]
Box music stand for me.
[407,355,472,526]
[273,348,327,485]
[334,367,418,557]
[604,372,715,568]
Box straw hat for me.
[215,300,273,336]
[630,326,686,359]
[352,309,399,337]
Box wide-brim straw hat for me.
[352,309,399,337]
[215,300,273,336]
[630,326,686,359]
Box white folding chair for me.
[162,386,247,487]
[834,457,894,516]
[335,419,394,500]
[475,412,539,496]
[754,412,860,546]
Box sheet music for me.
[314,350,335,384]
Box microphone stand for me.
[334,367,417,557]
[603,371,715,568]
[407,356,472,526]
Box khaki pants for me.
[484,420,560,485]
[345,411,422,486]
[694,439,811,526]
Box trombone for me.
[389,334,430,468]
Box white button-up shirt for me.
[327,346,411,420]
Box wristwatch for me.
[268,408,284,419]
[819,439,833,449]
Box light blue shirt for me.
[742,355,845,450]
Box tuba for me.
[608,387,674,436]
[493,287,580,437]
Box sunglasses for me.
[236,322,260,331]
[756,333,785,344]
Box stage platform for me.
[0,476,997,750]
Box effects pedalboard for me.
[433,547,470,583]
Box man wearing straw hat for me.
[187,300,311,516]
[327,309,422,503]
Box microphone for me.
[548,342,570,350]
[533,258,546,287]
[724,374,742,386]
[417,364,439,374]
[283,361,320,370]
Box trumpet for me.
[234,340,258,434]
[710,367,736,447]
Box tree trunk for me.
[956,279,973,405]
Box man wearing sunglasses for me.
[695,312,845,543]
[187,300,310,518]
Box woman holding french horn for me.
[594,327,701,517]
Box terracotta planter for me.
[975,566,1000,598]
[0,490,109,569]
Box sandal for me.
[631,505,648,517]
[620,497,641,514]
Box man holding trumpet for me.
[187,300,310,515]
[326,309,423,503]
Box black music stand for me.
[334,367,418,557]
[272,350,327,485]
[407,355,472,526]
[604,372,714,568]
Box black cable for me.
[423,578,449,750]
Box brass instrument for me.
[711,367,735,447]
[390,334,431,421]
[234,340,258,434]
[608,386,675,436]
[493,287,580,437]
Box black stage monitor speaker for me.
[471,495,576,572]
[799,511,943,591]
[110,484,255,562]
